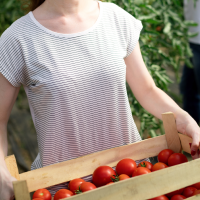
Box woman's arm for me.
[0,72,20,200]
[124,42,200,159]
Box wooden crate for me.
[5,112,200,200]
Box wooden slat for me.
[162,112,182,153]
[13,180,31,200]
[187,195,200,200]
[62,158,200,200]
[5,155,20,180]
[179,133,193,154]
[19,135,168,192]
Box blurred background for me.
[1,0,198,172]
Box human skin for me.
[125,42,200,160]
[1,0,200,199]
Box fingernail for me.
[191,150,196,156]
[189,143,192,148]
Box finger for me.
[190,133,200,160]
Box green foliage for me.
[105,0,197,138]
[0,0,25,35]
[0,0,197,138]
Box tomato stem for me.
[75,185,83,194]
[110,175,119,182]
[140,162,147,167]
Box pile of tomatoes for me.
[149,149,200,200]
[32,149,200,200]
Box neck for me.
[41,0,96,17]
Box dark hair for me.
[30,0,45,11]
[21,0,45,12]
[21,0,103,13]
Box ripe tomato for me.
[170,195,186,200]
[158,149,174,164]
[194,190,200,195]
[132,167,151,177]
[106,182,114,185]
[152,162,168,172]
[68,178,85,194]
[166,188,184,198]
[32,189,51,200]
[92,166,116,187]
[168,153,188,166]
[182,187,197,198]
[78,182,96,193]
[149,195,169,200]
[32,199,44,200]
[138,161,153,171]
[118,174,130,181]
[111,174,130,182]
[116,158,137,177]
[191,182,200,189]
[54,189,73,200]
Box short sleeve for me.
[111,3,143,58]
[125,15,143,58]
[0,27,25,87]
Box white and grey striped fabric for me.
[0,0,148,195]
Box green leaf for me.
[163,22,171,34]
[143,19,162,24]
[138,13,157,21]
[5,0,14,9]
[187,32,199,38]
[143,30,160,36]
[184,21,198,27]
[149,130,157,138]
[143,5,160,15]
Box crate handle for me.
[162,112,182,153]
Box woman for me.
[0,0,200,199]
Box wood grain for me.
[19,135,168,192]
[61,158,200,200]
[187,195,200,200]
[162,112,182,153]
[13,180,31,200]
[5,155,20,180]
[179,133,193,154]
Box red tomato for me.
[32,189,51,200]
[166,188,184,198]
[182,187,197,198]
[152,162,168,172]
[33,199,44,200]
[118,174,130,181]
[138,161,153,171]
[106,182,114,185]
[116,158,137,177]
[92,166,116,187]
[79,182,96,193]
[68,178,85,194]
[149,195,169,200]
[191,182,200,190]
[54,189,73,200]
[158,149,174,164]
[111,174,130,182]
[132,167,151,177]
[168,153,188,166]
[194,190,200,195]
[170,195,186,200]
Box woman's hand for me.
[0,165,17,200]
[176,111,200,160]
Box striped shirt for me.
[0,0,147,195]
